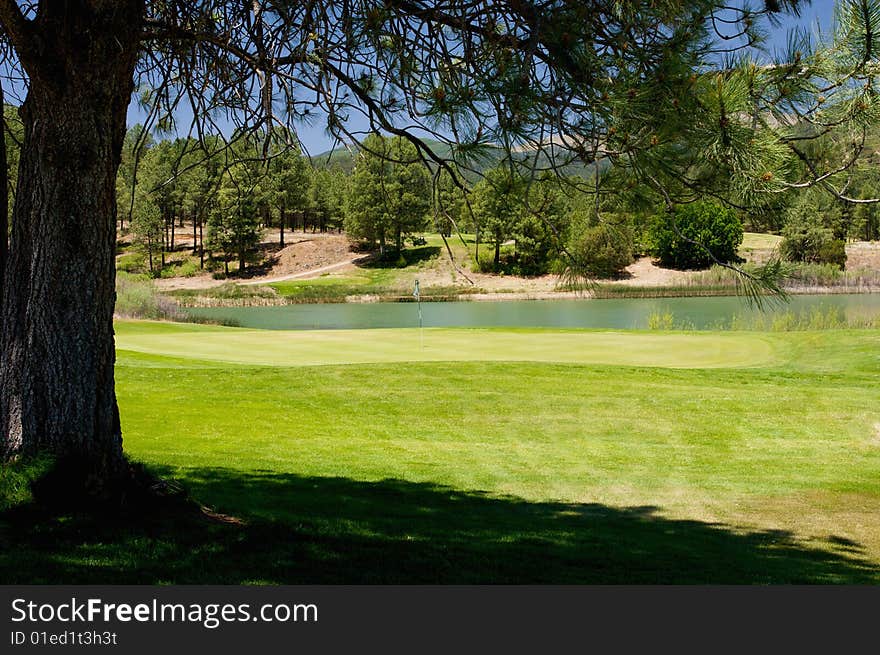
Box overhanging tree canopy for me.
[1,0,879,490]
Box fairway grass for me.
[2,320,880,583]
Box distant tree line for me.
[7,120,871,280]
[113,125,348,276]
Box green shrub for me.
[475,253,500,273]
[780,218,847,269]
[568,222,634,279]
[817,240,847,268]
[649,201,743,269]
[511,215,557,276]
[780,222,846,268]
[780,229,847,269]
[779,190,848,269]
[159,257,202,278]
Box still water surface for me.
[185,294,880,330]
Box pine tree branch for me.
[0,0,37,71]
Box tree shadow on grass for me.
[360,246,441,268]
[1,467,877,584]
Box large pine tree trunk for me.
[0,82,7,311]
[0,1,143,487]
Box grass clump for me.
[169,283,278,307]
[116,273,240,325]
[594,261,880,299]
[647,305,880,331]
[116,272,184,320]
[0,456,53,512]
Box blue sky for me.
[125,1,840,154]
[768,0,835,50]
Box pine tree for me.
[345,134,430,257]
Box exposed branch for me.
[0,0,36,70]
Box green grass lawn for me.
[2,321,880,583]
[741,232,784,250]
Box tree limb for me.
[0,0,36,70]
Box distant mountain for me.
[308,137,599,180]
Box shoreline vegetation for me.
[155,263,880,308]
[117,231,880,315]
[117,273,880,333]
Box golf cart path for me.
[239,254,367,285]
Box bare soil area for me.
[415,254,696,292]
[267,234,357,277]
[155,232,359,291]
[847,241,880,270]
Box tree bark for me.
[279,207,285,247]
[474,224,480,264]
[0,82,7,311]
[169,210,175,252]
[198,217,204,268]
[0,1,144,486]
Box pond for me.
[184,293,880,331]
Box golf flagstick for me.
[413,279,422,349]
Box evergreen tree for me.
[470,166,525,269]
[208,163,265,276]
[345,134,431,257]
[267,139,310,246]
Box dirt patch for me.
[871,423,880,447]
[267,234,356,277]
[614,257,697,286]
[154,274,225,291]
[415,254,702,293]
[847,241,880,271]
[154,232,359,291]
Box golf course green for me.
[3,319,879,583]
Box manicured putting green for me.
[115,320,781,369]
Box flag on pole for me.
[414,279,423,337]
